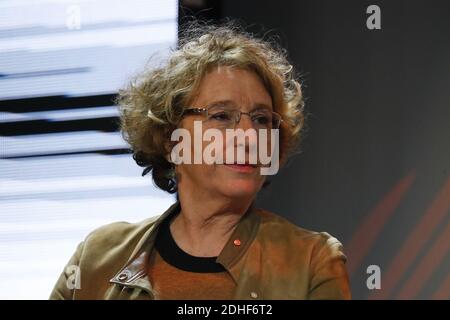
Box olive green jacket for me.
[50,201,351,300]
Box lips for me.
[224,163,258,172]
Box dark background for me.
[180,0,450,299]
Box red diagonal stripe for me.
[396,216,450,299]
[432,272,450,299]
[345,171,416,275]
[370,175,450,299]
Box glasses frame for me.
[181,106,283,129]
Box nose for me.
[234,112,254,130]
[232,113,259,164]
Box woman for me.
[50,22,351,300]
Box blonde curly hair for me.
[117,21,305,193]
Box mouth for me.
[224,163,258,173]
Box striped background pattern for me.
[0,0,177,299]
[345,171,450,299]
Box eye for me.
[252,114,271,125]
[210,111,232,121]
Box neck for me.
[170,188,254,257]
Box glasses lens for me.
[205,104,282,130]
[250,110,273,129]
[206,105,237,129]
[251,110,283,129]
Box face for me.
[173,66,273,201]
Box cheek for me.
[177,163,218,183]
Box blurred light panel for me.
[0,0,178,299]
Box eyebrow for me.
[206,100,272,111]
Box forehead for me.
[192,66,273,108]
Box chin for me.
[218,178,262,199]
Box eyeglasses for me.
[181,103,283,130]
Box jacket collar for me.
[110,200,261,293]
